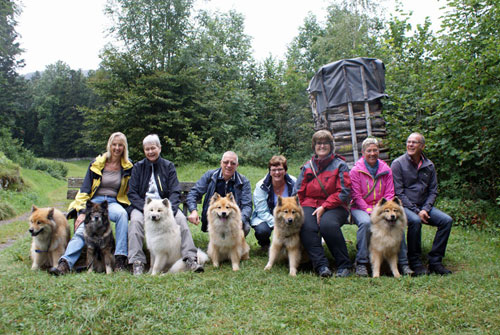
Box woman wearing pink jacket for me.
[349,137,412,277]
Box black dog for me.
[83,201,115,274]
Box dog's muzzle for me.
[29,228,43,236]
[286,218,294,225]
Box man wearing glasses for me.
[187,151,252,236]
[391,133,453,276]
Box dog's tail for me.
[168,249,209,273]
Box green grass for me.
[1,160,499,334]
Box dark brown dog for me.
[83,201,115,274]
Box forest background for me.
[1,0,499,220]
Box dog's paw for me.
[264,263,272,271]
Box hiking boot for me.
[49,259,70,276]
[429,263,452,275]
[355,264,369,277]
[133,261,145,276]
[115,255,128,272]
[400,264,414,276]
[184,257,204,273]
[336,268,351,278]
[411,264,430,276]
[318,266,332,278]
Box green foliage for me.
[0,128,67,179]
[437,197,500,232]
[0,152,23,191]
[233,131,279,167]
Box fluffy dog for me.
[144,197,208,275]
[83,201,115,274]
[264,195,305,276]
[207,192,250,271]
[29,206,70,270]
[369,197,407,278]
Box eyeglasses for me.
[222,160,237,166]
[406,140,421,145]
[315,142,330,147]
[270,168,285,173]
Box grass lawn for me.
[0,160,499,334]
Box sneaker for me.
[49,259,70,276]
[184,257,204,273]
[355,264,369,277]
[115,255,128,272]
[133,261,144,276]
[336,268,351,278]
[429,263,452,275]
[400,264,414,276]
[411,264,430,276]
[318,266,333,278]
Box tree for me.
[0,0,25,133]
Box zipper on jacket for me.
[157,175,163,193]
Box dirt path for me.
[0,202,67,252]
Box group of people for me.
[50,130,453,278]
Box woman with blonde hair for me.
[51,132,133,275]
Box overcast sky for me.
[16,0,448,74]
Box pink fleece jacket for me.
[349,157,395,213]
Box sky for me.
[15,0,448,74]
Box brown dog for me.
[29,206,70,270]
[83,201,115,274]
[369,197,407,278]
[207,192,250,271]
[264,195,305,276]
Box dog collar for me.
[34,249,49,253]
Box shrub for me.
[232,132,279,167]
[436,197,500,233]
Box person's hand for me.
[74,213,86,231]
[418,210,430,224]
[188,210,200,225]
[312,206,325,225]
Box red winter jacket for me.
[294,154,351,209]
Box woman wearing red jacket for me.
[294,130,352,277]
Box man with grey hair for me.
[186,151,252,236]
[127,134,203,275]
[391,132,453,276]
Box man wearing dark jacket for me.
[391,132,453,276]
[186,151,252,236]
[128,134,203,275]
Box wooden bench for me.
[67,178,199,215]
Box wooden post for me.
[360,66,372,137]
[347,102,359,162]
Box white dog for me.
[144,197,207,275]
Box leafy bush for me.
[0,153,24,191]
[232,132,279,167]
[436,197,500,233]
[0,129,67,179]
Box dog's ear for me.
[146,197,152,205]
[393,196,403,207]
[379,198,388,205]
[226,192,235,203]
[101,201,108,210]
[162,198,170,208]
[210,192,220,204]
[31,205,38,213]
[86,201,94,210]
[277,195,283,207]
[295,195,300,206]
[47,208,54,220]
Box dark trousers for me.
[300,206,352,272]
[405,207,453,266]
[253,222,273,247]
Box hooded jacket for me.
[294,153,351,209]
[349,157,394,213]
[250,173,296,228]
[127,156,182,215]
[67,154,133,219]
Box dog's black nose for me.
[29,228,34,234]
[221,212,227,218]
[287,218,293,224]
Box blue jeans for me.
[61,196,129,269]
[351,209,409,266]
[300,206,352,272]
[405,207,452,267]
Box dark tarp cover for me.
[308,57,387,115]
